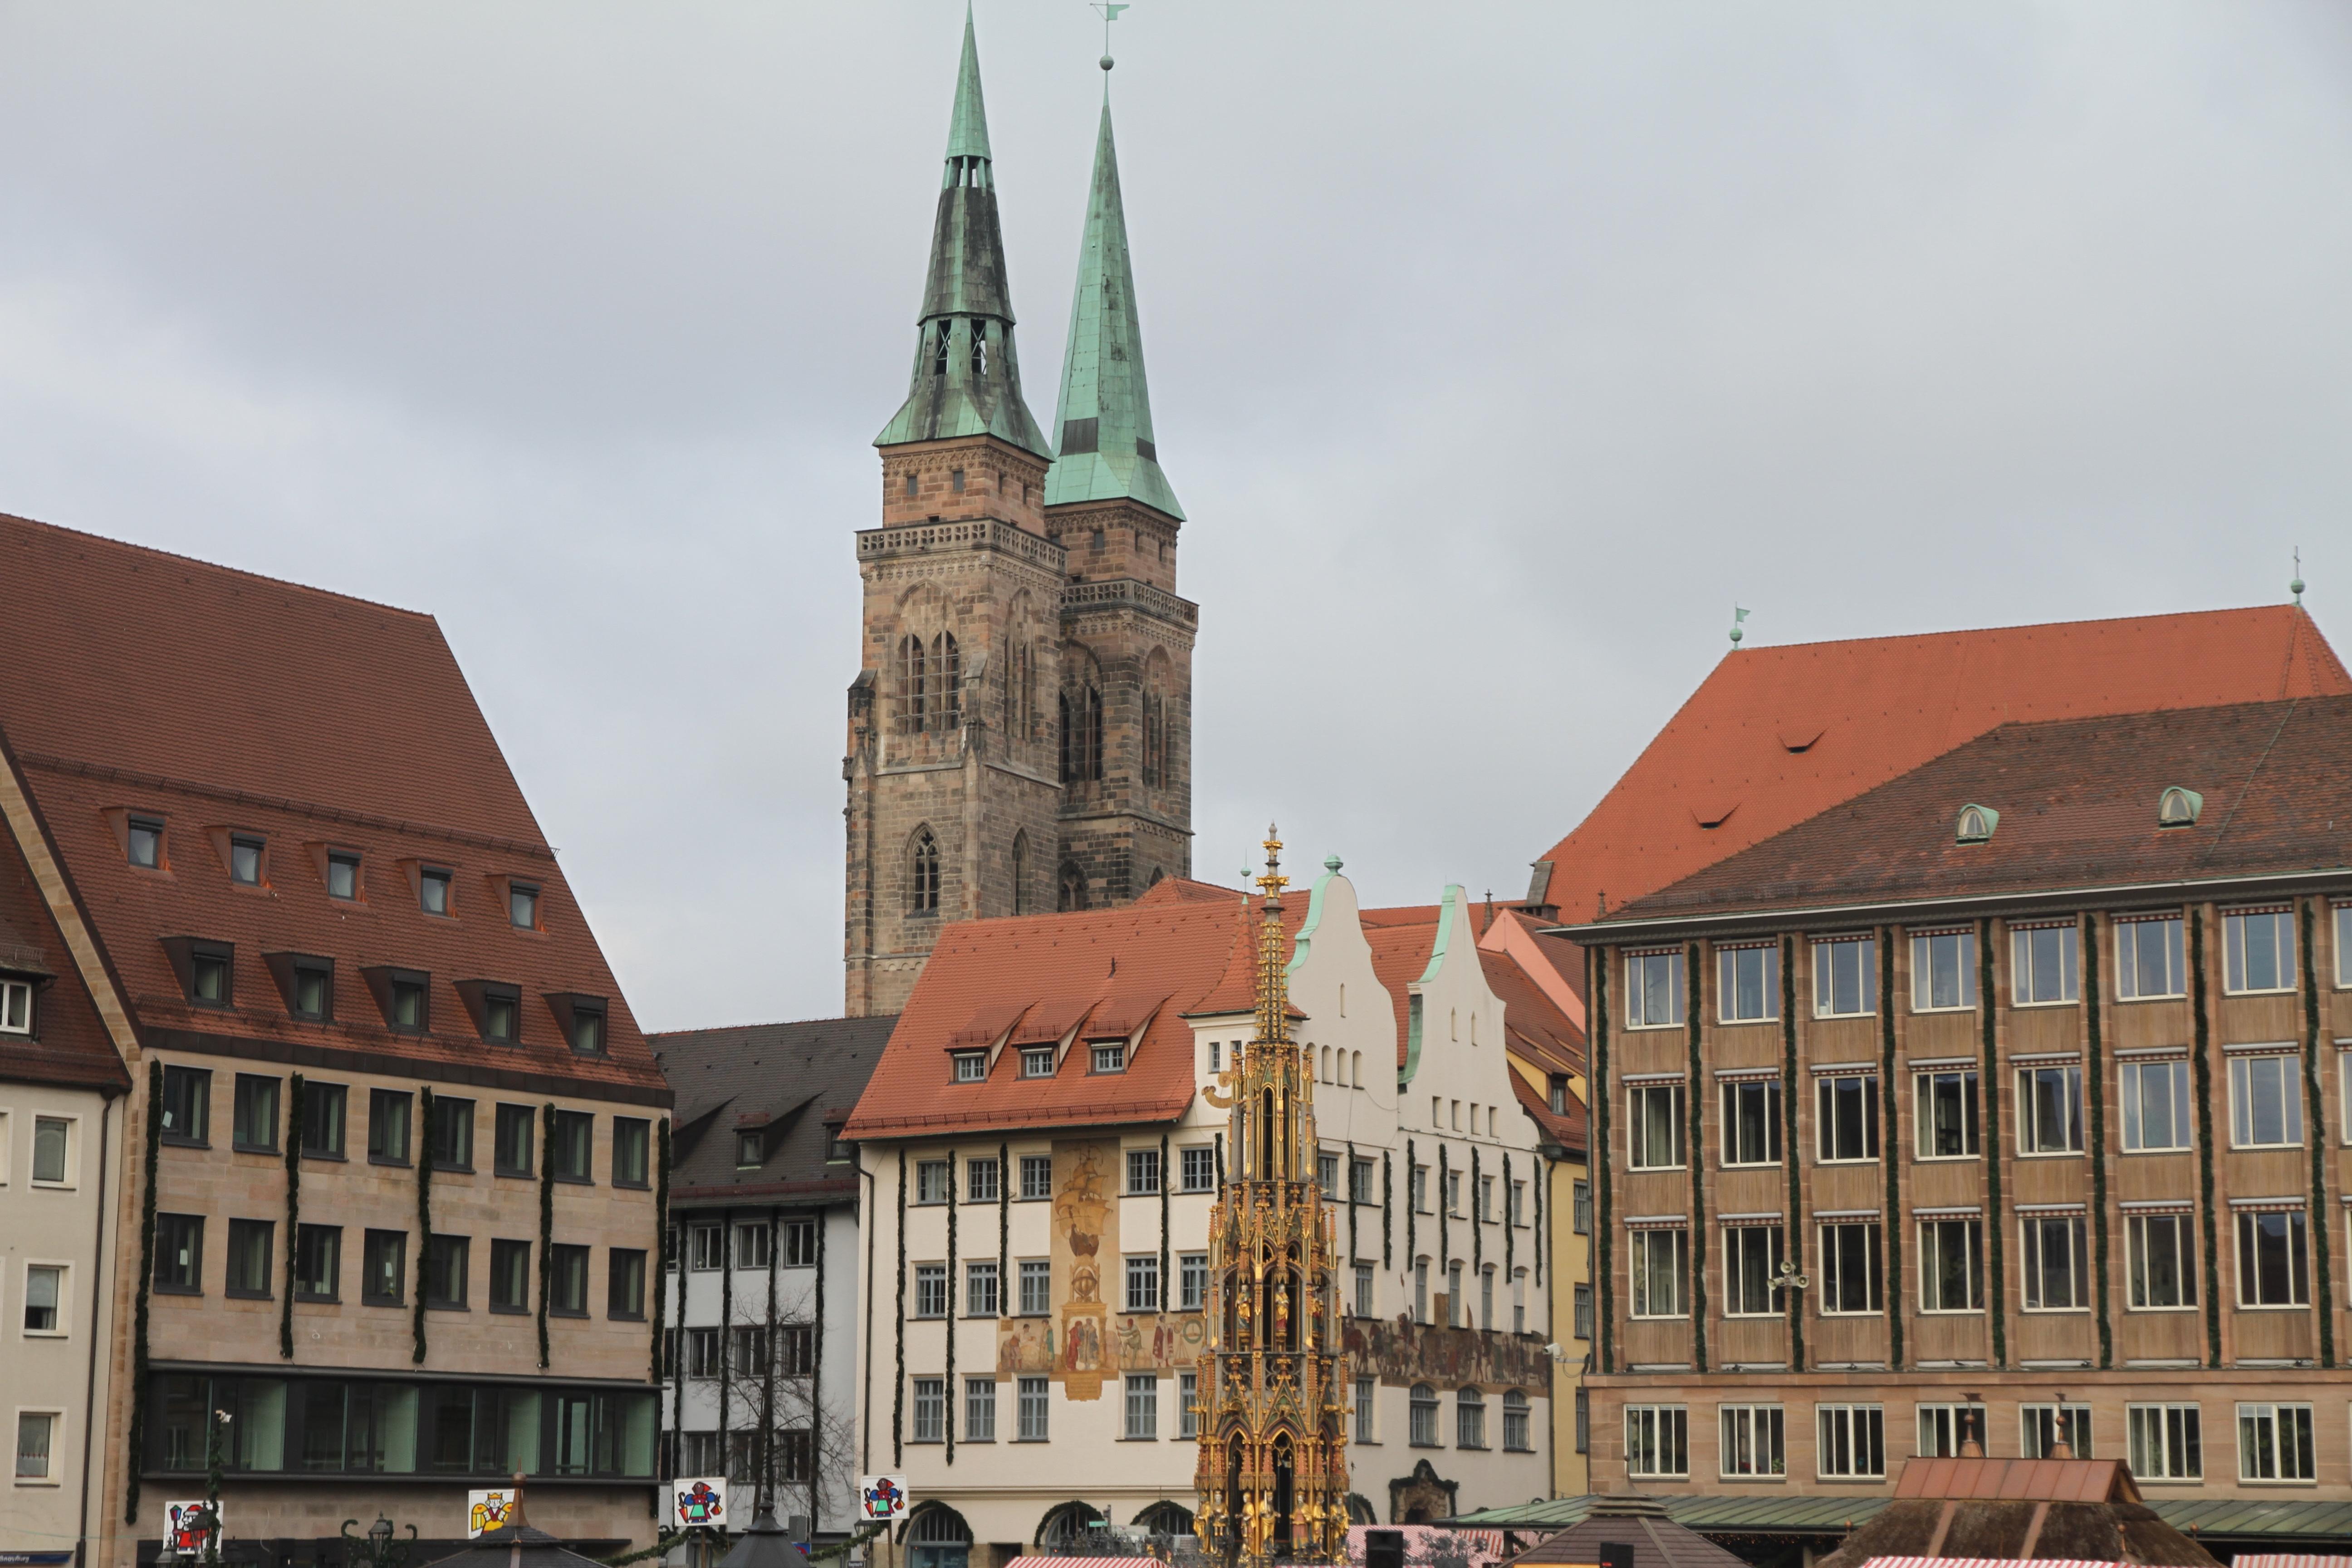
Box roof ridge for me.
[0,510,436,623]
[650,1012,897,1040]
[1720,601,2312,659]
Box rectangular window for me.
[510,882,539,930]
[612,1118,651,1188]
[15,1411,57,1481]
[1180,1371,1200,1439]
[1503,1389,1532,1452]
[494,1105,535,1178]
[1127,1147,1162,1195]
[1123,1372,1158,1439]
[1919,1219,1983,1311]
[1724,1225,1784,1317]
[226,1219,273,1298]
[490,1239,531,1313]
[729,1325,765,1376]
[1409,1165,1428,1213]
[910,1378,944,1444]
[965,1377,996,1442]
[1323,1151,1343,1200]
[294,1224,341,1300]
[2121,1059,2192,1152]
[127,814,162,868]
[952,1052,985,1083]
[1718,943,1779,1023]
[1457,1387,1487,1449]
[1016,1375,1050,1441]
[1183,1146,1217,1192]
[782,1216,818,1267]
[1573,1283,1593,1340]
[608,1250,647,1318]
[155,1215,203,1293]
[0,978,32,1034]
[688,1224,725,1271]
[2225,909,2297,994]
[1816,1075,1879,1161]
[2230,1056,2304,1148]
[1021,1048,1054,1078]
[1630,1228,1687,1318]
[188,944,231,1007]
[2012,923,2080,1005]
[22,1264,63,1332]
[1351,1261,1374,1317]
[1446,1262,1464,1327]
[1628,1083,1686,1169]
[686,1328,721,1378]
[362,1230,405,1306]
[232,1075,281,1152]
[551,1110,593,1181]
[301,1082,347,1158]
[1917,1404,1987,1458]
[1350,1156,1376,1204]
[2127,1213,2197,1309]
[1019,1259,1051,1316]
[1625,950,1685,1028]
[1912,930,1979,1012]
[1184,1252,1211,1312]
[420,866,452,915]
[1573,1180,1591,1235]
[1915,1069,1979,1158]
[386,973,427,1032]
[1414,1260,1428,1323]
[2116,916,2186,999]
[424,1235,470,1308]
[965,1156,1000,1202]
[915,1160,951,1204]
[1352,1375,1375,1443]
[289,960,331,1021]
[160,1065,211,1144]
[2021,1215,2088,1310]
[428,1097,474,1171]
[1124,1254,1160,1313]
[2021,1403,2092,1458]
[2129,1404,2203,1482]
[779,1324,814,1375]
[2237,1403,2316,1481]
[914,1263,948,1318]
[1817,1405,1886,1480]
[480,985,519,1044]
[965,1260,1000,1317]
[1020,1154,1053,1200]
[1720,1080,1780,1167]
[1624,1406,1688,1478]
[327,852,361,900]
[368,1090,411,1164]
[1819,1221,1882,1313]
[2018,1064,2085,1154]
[1813,936,1877,1018]
[1092,1042,1126,1073]
[1445,1170,1463,1217]
[1719,1406,1785,1478]
[31,1116,68,1184]
[2236,1210,2310,1307]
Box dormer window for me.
[229,835,265,886]
[421,867,452,915]
[1021,1048,1054,1079]
[292,960,331,1021]
[1548,1074,1567,1117]
[737,1131,764,1170]
[1955,804,1999,844]
[953,1052,986,1083]
[364,967,431,1033]
[0,976,33,1034]
[127,816,163,869]
[188,943,233,1006]
[485,990,519,1042]
[1091,1041,1126,1074]
[390,976,426,1030]
[510,881,540,930]
[569,1001,606,1055]
[327,852,361,901]
[2157,787,2203,828]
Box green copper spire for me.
[876,7,1051,457]
[1042,98,1183,519]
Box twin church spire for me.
[877,8,1178,520]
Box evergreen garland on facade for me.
[1404,1139,1416,1278]
[761,1207,780,1514]
[1878,927,1902,1370]
[282,1072,304,1361]
[1158,1133,1171,1311]
[1779,936,1803,1372]
[1685,944,1705,1374]
[1436,1144,1448,1295]
[414,1086,434,1366]
[944,1152,957,1463]
[1348,1141,1361,1265]
[1978,920,2006,1368]
[2301,900,2336,1366]
[1501,1152,1513,1281]
[2083,915,2112,1370]
[1591,948,1612,1375]
[652,1119,672,1384]
[892,1147,906,1465]
[127,1057,162,1524]
[1381,1150,1392,1270]
[1532,1156,1543,1288]
[996,1140,1009,1302]
[1470,1146,1482,1285]
[2190,906,2221,1366]
[810,1197,830,1534]
[538,1102,557,1369]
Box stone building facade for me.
[844,17,1193,1019]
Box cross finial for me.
[2292,547,2305,606]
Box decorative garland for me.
[2190,906,2221,1367]
[2302,899,2337,1367]
[1532,1153,1543,1288]
[652,1118,672,1384]
[414,1086,434,1365]
[892,1148,906,1465]
[1215,1132,1225,1188]
[997,1140,1010,1313]
[282,1072,304,1360]
[1779,936,1802,1372]
[1405,1139,1416,1281]
[1159,1133,1171,1312]
[811,1200,830,1534]
[538,1103,556,1369]
[1685,943,1706,1375]
[126,1057,162,1523]
[801,1519,890,1564]
[1878,927,1902,1370]
[1979,921,2006,1367]
[595,1530,690,1568]
[1348,1141,1361,1266]
[1471,1146,1483,1289]
[944,1152,957,1464]
[2084,916,2112,1370]
[1591,946,1612,1376]
[1502,1152,1514,1282]
[718,1207,734,1469]
[1382,1151,1392,1270]
[762,1208,779,1515]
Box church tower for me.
[844,17,1196,1016]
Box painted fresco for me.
[1052,1139,1114,1399]
[1112,1309,1206,1369]
[1340,1314,1551,1392]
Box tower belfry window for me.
[935,633,961,727]
[933,322,951,378]
[900,635,929,734]
[970,320,988,377]
[911,828,941,915]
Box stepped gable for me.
[1536,605,2349,934]
[0,510,663,1101]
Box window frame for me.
[1016,1375,1049,1441]
[231,1074,281,1155]
[1917,1217,1984,1313]
[1628,1226,1688,1319]
[225,1218,274,1299]
[1916,1402,1988,1459]
[1815,1404,1886,1481]
[21,1262,69,1334]
[1182,1146,1217,1193]
[1718,1404,1785,1480]
[494,1104,536,1179]
[2124,1210,2198,1312]
[2019,1403,2093,1459]
[1720,1078,1781,1168]
[913,1263,949,1320]
[489,1238,533,1314]
[153,1215,204,1295]
[293,1223,343,1302]
[1626,1081,1686,1171]
[2127,1403,2203,1483]
[2229,1054,2305,1150]
[2235,1402,2317,1483]
[423,1234,470,1310]
[2234,1209,2311,1308]
[1622,1405,1688,1479]
[15,1408,62,1484]
[159,1065,211,1147]
[2222,907,2297,996]
[1722,1224,1784,1318]
[361,1230,406,1307]
[1913,1068,1980,1160]
[2114,915,2187,1001]
[0,975,32,1037]
[2120,1058,2193,1153]
[965,1259,1000,1318]
[1122,1372,1159,1441]
[1126,1147,1162,1196]
[1910,929,1980,1013]
[2019,1213,2089,1312]
[1811,934,1877,1019]
[1623,949,1686,1030]
[612,1117,652,1189]
[2016,1063,2086,1156]
[965,1156,1000,1203]
[1716,942,1779,1024]
[1815,1073,1880,1163]
[951,1052,985,1084]
[1817,1220,1883,1315]
[2010,922,2080,1007]
[547,1243,591,1318]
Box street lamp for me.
[343,1514,418,1568]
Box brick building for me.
[0,513,671,1566]
[1566,693,2352,1497]
[844,15,1194,1018]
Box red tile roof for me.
[1535,606,2348,932]
[0,512,665,1102]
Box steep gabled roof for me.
[652,1014,897,1200]
[1537,606,2348,933]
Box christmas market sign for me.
[673,1478,729,1529]
[855,1476,909,1524]
[468,1490,517,1539]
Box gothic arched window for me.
[1058,862,1088,913]
[1011,831,1029,917]
[1141,689,1162,786]
[899,634,928,735]
[910,827,941,915]
[1084,684,1104,782]
[934,632,961,728]
[1058,691,1073,782]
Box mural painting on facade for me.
[1341,1315,1549,1392]
[1053,1139,1113,1399]
[1113,1309,1205,1370]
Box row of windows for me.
[668,1427,816,1485]
[670,1217,822,1272]
[1622,907,2347,1029]
[908,1148,1218,1204]
[1628,1052,2328,1171]
[666,1323,818,1380]
[155,1068,651,1183]
[902,1373,1534,1451]
[1627,1207,2318,1318]
[945,1038,1128,1082]
[122,816,542,929]
[154,943,606,1052]
[148,1215,650,1318]
[1626,1400,2321,1485]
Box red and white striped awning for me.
[1004,1558,1164,1568]
[2227,1558,2352,1568]
[1861,1559,2120,1568]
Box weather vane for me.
[1091,2,1129,73]
[1730,605,1749,648]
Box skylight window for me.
[2157,787,2203,828]
[1955,805,1998,844]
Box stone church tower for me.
[844,15,1195,1017]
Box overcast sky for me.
[3,3,2347,1031]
